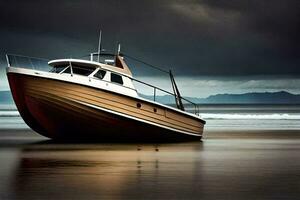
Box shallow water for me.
[0,131,300,200]
[2,104,300,130]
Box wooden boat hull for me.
[7,72,205,142]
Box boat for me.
[5,42,205,141]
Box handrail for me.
[6,53,49,61]
[129,76,199,114]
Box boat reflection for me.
[13,141,204,199]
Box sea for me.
[197,104,300,130]
[1,104,300,199]
[1,104,300,130]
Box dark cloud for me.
[0,0,299,76]
[203,0,300,52]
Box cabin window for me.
[62,65,94,76]
[50,66,66,73]
[72,66,94,76]
[111,73,123,85]
[62,66,71,73]
[94,70,106,80]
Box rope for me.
[120,53,170,74]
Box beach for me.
[0,129,300,200]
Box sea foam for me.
[0,111,20,117]
[199,113,300,120]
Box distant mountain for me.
[197,91,300,104]
[141,91,300,104]
[1,90,300,105]
[0,90,13,104]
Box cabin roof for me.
[48,56,132,77]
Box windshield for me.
[60,65,95,76]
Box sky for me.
[0,0,299,97]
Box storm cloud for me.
[0,0,299,76]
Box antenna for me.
[117,43,121,55]
[97,30,102,62]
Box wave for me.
[0,111,20,117]
[199,113,300,120]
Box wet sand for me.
[1,129,300,199]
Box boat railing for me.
[5,54,200,114]
[130,77,199,114]
[6,54,51,72]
